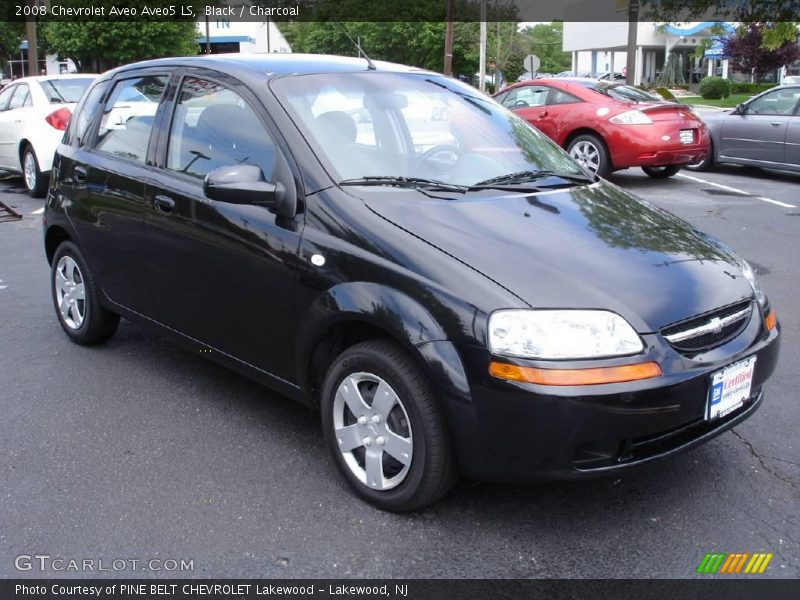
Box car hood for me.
[357,182,754,333]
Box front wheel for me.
[642,165,681,178]
[22,145,48,198]
[51,241,120,345]
[321,340,457,511]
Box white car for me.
[0,74,97,196]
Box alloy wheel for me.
[332,372,413,491]
[569,140,600,173]
[24,151,37,192]
[54,256,86,329]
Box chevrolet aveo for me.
[44,55,780,511]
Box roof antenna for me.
[334,22,376,70]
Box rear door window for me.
[94,76,167,163]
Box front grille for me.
[661,300,752,354]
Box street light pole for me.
[625,0,639,86]
[443,0,454,76]
[479,0,487,92]
[25,0,39,76]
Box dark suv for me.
[45,54,780,511]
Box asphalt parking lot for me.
[0,165,798,579]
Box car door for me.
[498,85,552,136]
[62,71,170,314]
[719,88,795,164]
[0,85,17,167]
[0,85,31,168]
[781,89,800,168]
[143,72,303,381]
[541,87,584,143]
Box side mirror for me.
[203,165,284,208]
[734,103,747,115]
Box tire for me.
[567,134,611,178]
[22,145,48,198]
[642,164,681,178]
[51,241,120,345]
[321,340,457,511]
[684,141,714,172]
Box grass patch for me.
[683,94,752,108]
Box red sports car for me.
[494,78,710,178]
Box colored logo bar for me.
[696,552,773,574]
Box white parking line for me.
[677,172,797,208]
[757,196,797,209]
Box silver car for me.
[687,85,800,173]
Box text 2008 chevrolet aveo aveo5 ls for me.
[44,55,780,511]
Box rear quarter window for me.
[65,80,109,147]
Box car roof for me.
[108,53,436,80]
[6,74,99,84]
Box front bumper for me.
[444,319,780,482]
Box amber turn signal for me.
[489,360,662,386]
[765,310,778,332]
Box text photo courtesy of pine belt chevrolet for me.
[0,74,97,197]
[44,54,779,511]
[494,78,710,179]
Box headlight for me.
[609,109,652,125]
[488,309,644,360]
[741,261,766,307]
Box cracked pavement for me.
[0,165,798,579]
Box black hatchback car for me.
[45,54,780,511]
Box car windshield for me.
[41,78,95,104]
[577,80,661,103]
[271,72,588,188]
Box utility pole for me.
[625,0,639,86]
[479,0,487,92]
[25,0,39,76]
[443,0,454,76]
[205,15,211,54]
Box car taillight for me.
[45,107,72,131]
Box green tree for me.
[520,22,571,74]
[0,22,25,70]
[40,21,199,72]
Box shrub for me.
[655,87,676,100]
[729,82,774,94]
[700,76,732,99]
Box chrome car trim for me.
[664,307,751,343]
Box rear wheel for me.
[321,340,457,511]
[22,145,48,198]
[642,165,681,178]
[567,134,611,178]
[51,241,120,345]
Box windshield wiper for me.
[471,170,595,189]
[339,176,468,193]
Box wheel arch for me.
[296,282,471,410]
[44,225,73,265]
[18,138,32,170]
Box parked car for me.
[0,74,97,196]
[687,85,800,173]
[45,54,779,511]
[494,78,710,178]
[598,71,626,81]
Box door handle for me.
[154,194,176,214]
[770,122,783,126]
[73,165,87,185]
